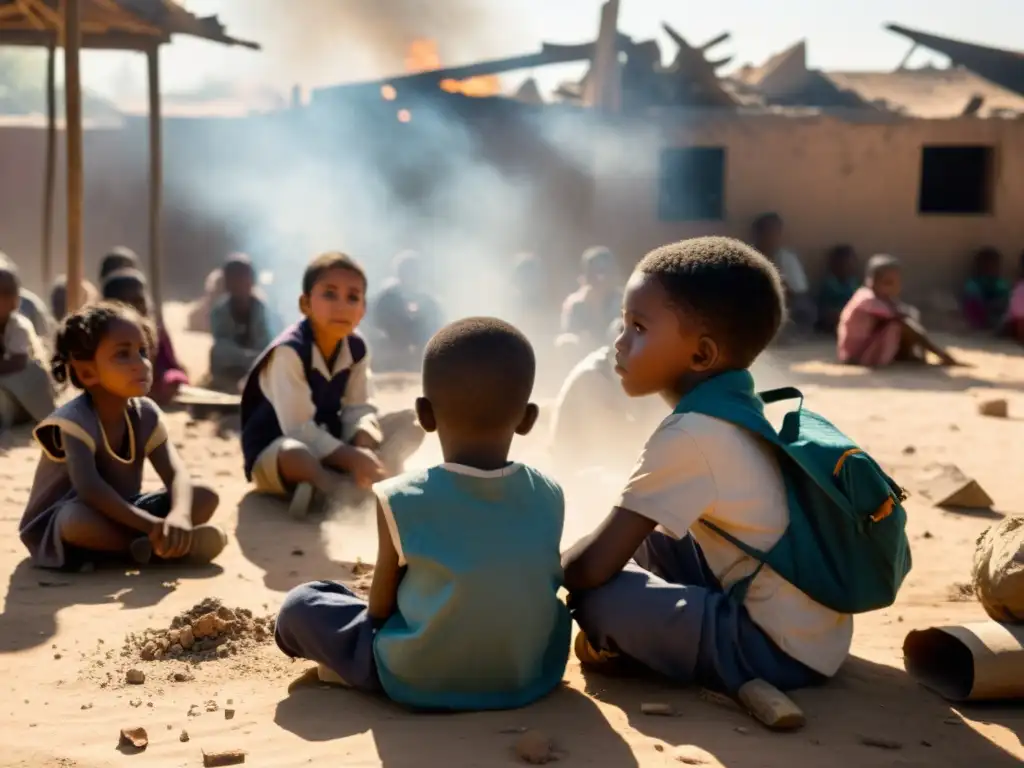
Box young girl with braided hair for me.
[18,301,226,570]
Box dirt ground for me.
[1,304,1022,767]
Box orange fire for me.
[403,38,501,98]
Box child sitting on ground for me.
[275,317,571,709]
[751,213,815,333]
[239,252,424,519]
[550,319,662,475]
[561,237,851,694]
[0,263,55,429]
[18,302,225,570]
[50,275,99,322]
[837,254,959,367]
[816,244,859,334]
[208,254,273,393]
[1008,250,1024,346]
[962,246,1010,332]
[102,269,189,405]
[187,268,225,333]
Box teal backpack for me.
[674,370,911,614]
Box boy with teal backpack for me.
[562,237,911,695]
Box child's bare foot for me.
[317,663,350,687]
[288,482,318,520]
[186,525,228,563]
[573,631,619,668]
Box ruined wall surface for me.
[591,112,1024,295]
[1,109,1021,302]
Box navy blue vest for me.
[240,320,367,479]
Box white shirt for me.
[257,337,382,460]
[775,248,809,295]
[618,412,853,677]
[3,312,44,363]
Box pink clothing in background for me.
[155,326,189,388]
[836,287,902,367]
[1009,282,1024,320]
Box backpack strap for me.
[757,387,804,407]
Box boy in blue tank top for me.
[562,237,850,695]
[275,318,571,710]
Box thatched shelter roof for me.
[0,0,258,50]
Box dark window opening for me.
[918,145,994,215]
[658,147,726,221]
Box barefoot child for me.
[102,269,190,405]
[18,302,225,570]
[275,318,571,709]
[240,252,423,518]
[0,263,56,429]
[561,237,854,694]
[838,254,959,367]
[208,254,273,392]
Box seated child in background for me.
[18,302,225,570]
[962,246,1010,331]
[208,255,273,393]
[0,251,53,339]
[560,246,622,349]
[549,318,662,475]
[187,268,225,333]
[562,237,850,694]
[99,246,140,283]
[50,275,100,322]
[1008,250,1024,345]
[751,212,816,332]
[102,269,189,405]
[837,255,959,367]
[816,244,859,334]
[0,263,55,429]
[370,251,444,372]
[275,318,570,709]
[239,252,424,519]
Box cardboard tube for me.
[903,621,1024,701]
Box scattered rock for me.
[179,730,190,743]
[118,727,148,752]
[205,700,219,712]
[640,702,676,716]
[53,653,61,660]
[291,548,304,556]
[902,446,916,455]
[858,735,903,750]
[123,599,274,664]
[972,516,1024,622]
[202,749,246,767]
[125,669,145,685]
[923,531,934,539]
[81,703,93,710]
[225,708,235,720]
[654,744,665,752]
[514,730,556,764]
[672,745,719,765]
[978,399,1008,418]
[188,704,202,717]
[172,671,193,683]
[129,699,142,708]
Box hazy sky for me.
[71,0,1023,99]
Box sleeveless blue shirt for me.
[373,462,571,710]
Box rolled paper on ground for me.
[903,622,1024,701]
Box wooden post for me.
[63,0,84,312]
[42,38,56,289]
[147,45,164,316]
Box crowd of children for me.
[0,222,1007,715]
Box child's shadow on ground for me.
[581,655,1022,767]
[235,491,361,593]
[0,557,222,653]
[274,676,639,767]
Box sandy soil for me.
[1,304,1022,767]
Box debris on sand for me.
[514,730,557,764]
[672,745,721,765]
[123,599,275,663]
[640,702,676,716]
[180,729,190,742]
[978,399,1008,418]
[858,735,902,750]
[972,516,1024,622]
[118,727,148,752]
[202,748,246,767]
[947,582,975,602]
[125,669,145,685]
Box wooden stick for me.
[62,0,84,313]
[202,749,246,767]
[737,679,805,731]
[42,37,56,289]
[147,44,164,319]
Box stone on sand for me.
[972,516,1024,622]
[125,669,145,685]
[514,730,556,764]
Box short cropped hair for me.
[102,267,147,301]
[223,252,255,281]
[302,252,367,295]
[0,262,20,293]
[865,254,901,282]
[422,317,535,433]
[637,236,785,367]
[99,246,139,280]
